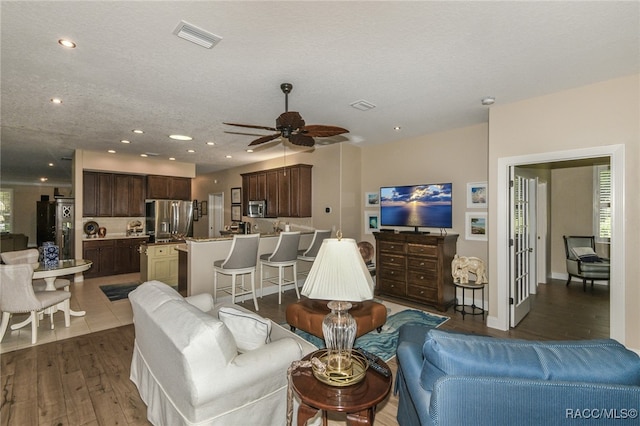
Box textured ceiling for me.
[1,1,638,186]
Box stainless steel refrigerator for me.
[145,199,194,243]
[36,198,75,259]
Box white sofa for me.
[129,281,317,426]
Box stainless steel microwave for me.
[247,200,266,218]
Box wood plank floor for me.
[0,279,609,426]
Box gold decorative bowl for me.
[310,349,368,387]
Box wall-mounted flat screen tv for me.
[380,183,452,232]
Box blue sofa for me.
[395,327,640,426]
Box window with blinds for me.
[594,165,611,243]
[0,188,13,233]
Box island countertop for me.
[183,232,314,297]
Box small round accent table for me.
[291,351,392,426]
[453,281,486,320]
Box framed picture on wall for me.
[231,204,242,221]
[365,192,379,207]
[200,201,208,215]
[465,212,487,241]
[364,211,380,234]
[231,187,242,204]
[467,181,488,208]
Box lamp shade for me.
[301,238,374,302]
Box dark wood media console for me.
[374,232,458,312]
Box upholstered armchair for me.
[563,235,610,291]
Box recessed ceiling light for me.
[207,141,215,146]
[48,163,54,167]
[246,149,254,153]
[132,129,144,134]
[58,39,76,48]
[121,139,131,144]
[225,155,232,159]
[50,98,62,104]
[481,97,496,106]
[187,149,195,153]
[169,134,193,141]
[140,154,148,157]
[169,157,176,161]
[108,150,116,154]
[40,177,48,182]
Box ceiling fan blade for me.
[224,122,277,132]
[301,125,349,137]
[289,133,315,147]
[276,112,305,130]
[249,133,281,146]
[224,131,269,137]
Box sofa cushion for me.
[421,329,640,392]
[218,306,272,352]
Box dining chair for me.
[1,248,71,292]
[213,234,260,310]
[260,231,301,304]
[297,229,331,280]
[0,264,71,344]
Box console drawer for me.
[379,267,406,282]
[407,270,437,287]
[407,284,438,302]
[407,243,437,257]
[380,253,406,268]
[407,257,437,271]
[379,241,405,254]
[378,279,406,297]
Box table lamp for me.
[300,235,374,376]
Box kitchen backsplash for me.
[82,217,144,238]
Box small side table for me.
[291,351,392,426]
[453,281,486,320]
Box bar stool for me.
[213,234,260,310]
[453,281,486,320]
[260,231,301,304]
[297,229,331,280]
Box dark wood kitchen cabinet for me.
[147,175,191,200]
[113,174,146,217]
[83,237,146,278]
[114,237,146,275]
[83,172,113,217]
[241,164,312,218]
[82,239,115,278]
[84,172,145,217]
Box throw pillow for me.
[571,246,601,263]
[218,306,272,352]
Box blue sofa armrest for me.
[430,376,640,426]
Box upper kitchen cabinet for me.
[83,172,113,217]
[147,175,191,200]
[241,164,312,218]
[84,172,146,217]
[113,174,146,217]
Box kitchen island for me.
[177,232,314,300]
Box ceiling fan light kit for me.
[224,83,349,148]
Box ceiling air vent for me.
[350,100,376,111]
[173,21,222,49]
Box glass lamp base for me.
[322,300,357,374]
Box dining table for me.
[33,259,93,317]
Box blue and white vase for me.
[42,241,59,268]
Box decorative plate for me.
[358,241,375,263]
[84,221,99,235]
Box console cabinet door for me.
[83,240,115,278]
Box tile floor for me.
[0,272,141,354]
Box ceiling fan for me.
[224,83,349,147]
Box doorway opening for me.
[495,144,625,343]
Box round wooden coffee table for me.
[291,351,392,426]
